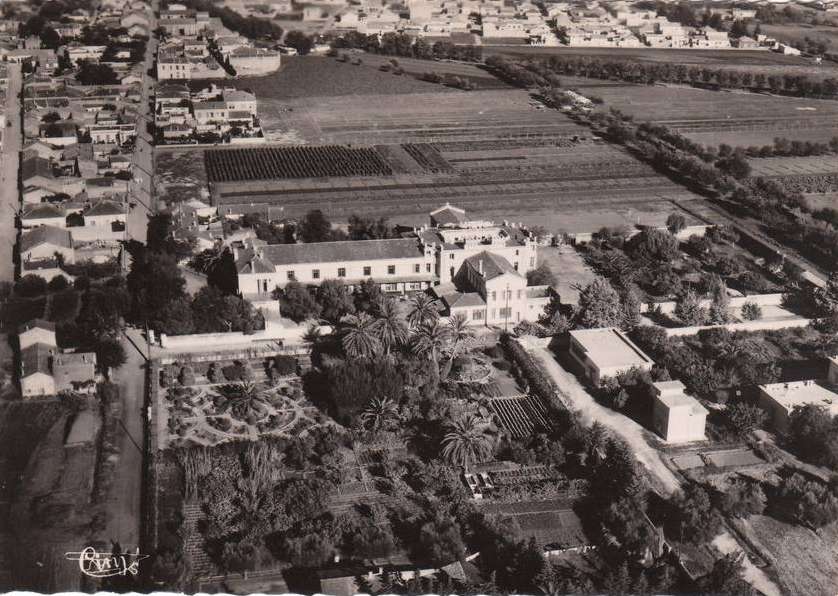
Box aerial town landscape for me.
[2,0,838,593]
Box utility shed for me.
[651,380,708,443]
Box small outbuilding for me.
[651,380,708,443]
[567,327,654,385]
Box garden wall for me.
[159,323,331,350]
[663,316,811,338]
[643,293,785,315]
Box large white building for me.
[234,205,550,326]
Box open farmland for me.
[225,55,460,101]
[748,156,838,194]
[170,82,707,229]
[565,78,838,147]
[486,46,838,80]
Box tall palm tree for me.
[361,396,399,435]
[373,297,408,355]
[440,414,493,471]
[341,312,381,359]
[441,313,474,379]
[407,293,439,329]
[411,318,450,381]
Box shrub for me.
[15,274,48,298]
[178,366,195,386]
[272,355,297,377]
[47,275,70,292]
[772,473,838,528]
[492,360,512,372]
[222,360,254,382]
[741,302,763,321]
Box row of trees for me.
[488,54,838,99]
[330,31,481,62]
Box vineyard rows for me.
[206,145,393,182]
[490,394,551,439]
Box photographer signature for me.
[65,546,149,578]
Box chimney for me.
[478,259,484,275]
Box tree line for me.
[488,54,838,100]
[330,31,481,62]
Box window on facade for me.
[388,265,396,275]
[499,307,512,318]
[517,289,522,299]
[414,264,420,274]
[514,262,519,271]
[426,263,432,273]
[450,253,454,260]
[472,310,484,321]
[363,266,371,276]
[287,271,295,281]
[491,291,497,301]
[312,269,320,279]
[337,267,346,278]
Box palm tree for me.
[341,312,381,359]
[411,318,450,381]
[373,297,408,355]
[440,414,493,471]
[215,381,269,422]
[441,313,474,379]
[361,396,399,435]
[406,293,439,328]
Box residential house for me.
[21,203,67,229]
[18,319,57,350]
[18,321,97,397]
[19,225,75,265]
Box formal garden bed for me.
[158,354,328,448]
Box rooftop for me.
[569,327,654,371]
[20,225,73,251]
[464,251,518,281]
[237,238,425,272]
[760,380,838,413]
[652,380,708,414]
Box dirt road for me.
[519,336,681,494]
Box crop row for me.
[206,145,394,182]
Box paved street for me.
[126,32,158,244]
[0,64,22,283]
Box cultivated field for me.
[563,77,838,146]
[736,514,838,596]
[748,155,838,177]
[195,85,705,227]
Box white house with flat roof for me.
[567,327,654,385]
[651,380,707,443]
[759,358,838,433]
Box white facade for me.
[651,381,707,443]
